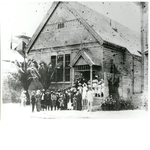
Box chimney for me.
[111,20,118,32]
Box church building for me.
[26,1,142,100]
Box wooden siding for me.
[133,57,142,93]
[103,47,124,73]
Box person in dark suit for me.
[76,89,82,110]
[45,90,51,111]
[31,90,36,112]
[64,90,68,110]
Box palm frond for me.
[27,66,41,79]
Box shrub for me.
[141,92,148,111]
[101,96,134,111]
[2,72,23,103]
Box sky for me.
[1,0,141,50]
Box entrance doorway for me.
[74,70,98,83]
[74,65,101,84]
[82,71,90,82]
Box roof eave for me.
[103,40,126,51]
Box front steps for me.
[82,97,104,111]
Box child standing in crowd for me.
[20,91,27,107]
[35,90,41,112]
[31,90,36,112]
[58,94,64,110]
[73,94,77,110]
[67,90,72,110]
[41,89,46,111]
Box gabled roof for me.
[70,49,101,67]
[68,2,141,56]
[26,1,141,56]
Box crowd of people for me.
[20,76,105,112]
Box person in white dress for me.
[97,79,104,97]
[92,75,98,97]
[77,83,83,94]
[82,83,88,108]
[97,82,102,97]
[67,91,72,110]
[20,91,27,107]
[87,87,94,112]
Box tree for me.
[38,61,48,89]
[38,61,62,90]
[14,59,40,104]
[14,58,62,104]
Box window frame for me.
[58,23,64,29]
[50,54,70,82]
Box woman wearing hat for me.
[41,89,46,111]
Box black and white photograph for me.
[1,1,149,120]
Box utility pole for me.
[135,2,148,93]
[141,2,145,93]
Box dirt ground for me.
[1,103,150,150]
[1,103,149,120]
